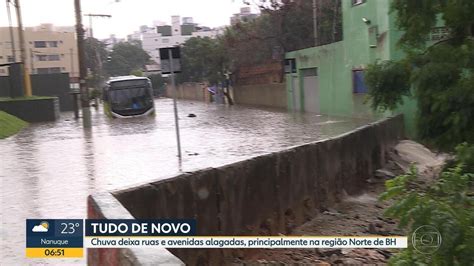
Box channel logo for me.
[412,225,442,254]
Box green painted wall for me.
[287,42,353,117]
[285,0,418,136]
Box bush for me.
[380,145,474,265]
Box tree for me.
[175,0,342,84]
[222,0,342,75]
[366,2,474,264]
[178,36,228,85]
[246,0,342,47]
[84,37,108,88]
[148,74,166,96]
[104,42,150,76]
[381,148,474,265]
[365,0,474,150]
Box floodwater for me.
[0,98,372,265]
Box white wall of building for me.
[171,16,181,36]
[140,16,221,71]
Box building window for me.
[369,26,378,48]
[7,55,14,62]
[37,55,48,61]
[36,67,61,74]
[34,41,47,48]
[353,70,368,93]
[36,54,60,61]
[48,41,58,47]
[352,0,366,6]
[37,68,49,74]
[34,41,59,48]
[48,54,60,61]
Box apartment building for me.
[140,16,222,70]
[230,7,259,25]
[0,24,79,79]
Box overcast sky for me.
[0,0,259,39]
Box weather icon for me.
[32,221,49,232]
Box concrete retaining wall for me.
[88,115,404,265]
[0,97,60,122]
[87,193,184,266]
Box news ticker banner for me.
[26,219,407,258]
[85,236,407,249]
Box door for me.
[302,68,320,113]
[292,77,301,111]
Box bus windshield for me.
[108,87,151,109]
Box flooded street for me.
[1,99,372,265]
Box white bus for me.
[103,76,155,118]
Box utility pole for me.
[75,0,91,128]
[70,48,79,119]
[312,0,318,47]
[6,0,16,62]
[14,0,32,96]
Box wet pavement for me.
[0,98,372,265]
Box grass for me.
[0,111,28,139]
[0,96,55,102]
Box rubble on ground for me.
[232,140,448,265]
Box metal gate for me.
[302,68,319,113]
